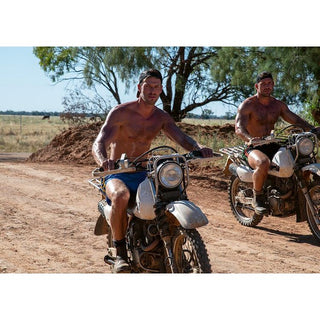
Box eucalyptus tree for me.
[210,47,320,122]
[34,47,238,121]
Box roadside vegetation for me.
[0,115,69,152]
[0,115,237,156]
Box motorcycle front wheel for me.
[306,183,320,243]
[172,228,212,273]
[229,175,264,227]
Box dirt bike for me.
[89,145,221,273]
[220,125,320,243]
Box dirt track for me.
[1,155,320,273]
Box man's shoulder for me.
[153,106,169,116]
[109,100,139,117]
[244,95,257,104]
[239,96,257,110]
[154,108,176,125]
[271,96,286,106]
[114,100,138,110]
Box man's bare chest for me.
[251,105,281,124]
[120,116,163,140]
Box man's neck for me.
[256,93,272,105]
[137,99,156,118]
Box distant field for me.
[182,118,235,126]
[0,115,235,153]
[0,115,71,152]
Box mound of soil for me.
[28,121,103,165]
[28,121,234,188]
[177,122,235,138]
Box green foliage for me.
[34,46,320,122]
[33,47,77,82]
[210,47,320,111]
[299,101,320,126]
[34,46,234,121]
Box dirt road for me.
[1,156,320,273]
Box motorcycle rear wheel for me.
[172,228,212,273]
[229,175,264,227]
[306,183,320,243]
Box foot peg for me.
[104,254,116,265]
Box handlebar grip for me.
[190,150,203,158]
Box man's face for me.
[138,77,162,105]
[255,78,274,97]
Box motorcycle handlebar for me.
[92,166,137,177]
[247,136,282,147]
[92,150,223,177]
[184,150,223,162]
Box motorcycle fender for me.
[301,163,320,176]
[166,200,208,229]
[222,157,233,176]
[229,162,253,183]
[94,214,108,236]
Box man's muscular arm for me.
[235,103,252,143]
[92,111,119,169]
[280,102,315,131]
[162,114,213,157]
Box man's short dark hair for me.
[139,69,163,84]
[137,69,163,97]
[256,71,273,84]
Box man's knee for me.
[256,157,270,171]
[248,153,270,171]
[110,188,130,205]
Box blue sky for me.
[0,2,317,116]
[0,47,230,116]
[0,47,141,113]
[0,47,67,112]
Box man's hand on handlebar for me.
[198,146,213,158]
[101,159,115,171]
[311,127,320,139]
[246,137,264,147]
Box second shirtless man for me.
[235,71,315,215]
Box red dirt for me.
[1,122,320,275]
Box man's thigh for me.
[105,178,130,204]
[247,150,270,169]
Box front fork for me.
[296,173,320,225]
[155,203,178,273]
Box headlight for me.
[157,161,183,188]
[297,137,314,155]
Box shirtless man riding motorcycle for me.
[235,71,315,215]
[92,69,213,272]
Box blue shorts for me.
[102,172,147,205]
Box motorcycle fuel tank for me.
[134,178,157,220]
[229,147,295,182]
[269,147,294,178]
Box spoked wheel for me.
[229,175,263,227]
[172,228,212,273]
[306,183,320,243]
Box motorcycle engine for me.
[267,177,295,216]
[129,218,163,272]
